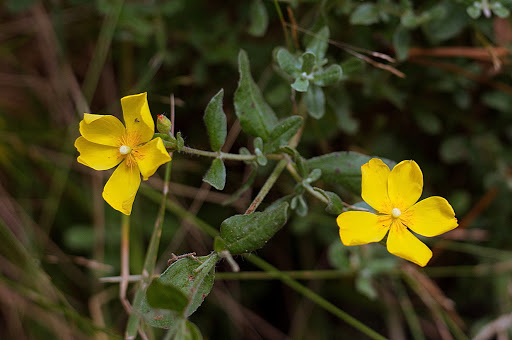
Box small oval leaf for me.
[304,84,325,119]
[313,187,344,215]
[305,26,329,63]
[313,64,343,86]
[248,0,268,37]
[276,48,300,76]
[203,158,226,190]
[204,89,227,152]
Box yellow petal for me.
[134,138,172,180]
[75,136,123,170]
[388,160,423,210]
[102,160,141,215]
[79,113,125,146]
[337,211,389,246]
[387,220,432,267]
[405,196,458,237]
[121,93,154,144]
[361,158,392,213]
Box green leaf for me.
[313,64,343,86]
[291,195,308,217]
[301,52,316,73]
[276,48,300,76]
[422,2,469,44]
[146,279,189,313]
[313,188,344,215]
[393,26,410,62]
[350,3,380,25]
[355,275,377,300]
[213,236,228,253]
[203,158,226,190]
[327,242,352,273]
[291,78,309,92]
[248,0,268,37]
[304,84,325,119]
[175,320,204,340]
[220,202,289,254]
[305,26,329,62]
[492,2,510,18]
[264,116,303,153]
[234,50,278,141]
[340,58,365,78]
[204,89,227,152]
[466,5,481,19]
[306,152,396,195]
[139,254,218,329]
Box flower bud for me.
[157,114,172,134]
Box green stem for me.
[245,159,287,214]
[125,163,172,338]
[120,214,131,312]
[180,145,281,161]
[244,255,388,340]
[216,269,356,280]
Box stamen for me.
[391,208,401,218]
[119,145,132,155]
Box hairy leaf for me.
[248,0,268,37]
[234,50,278,141]
[139,254,218,329]
[203,89,227,152]
[203,158,226,190]
[305,84,325,119]
[264,116,303,153]
[220,202,289,254]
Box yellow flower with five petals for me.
[75,93,171,215]
[336,158,458,267]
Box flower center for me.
[391,208,401,218]
[119,145,132,155]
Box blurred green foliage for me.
[1,0,512,339]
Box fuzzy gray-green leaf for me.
[204,89,227,152]
[350,3,380,25]
[248,0,268,37]
[313,187,344,215]
[276,48,300,76]
[220,202,289,255]
[305,26,329,62]
[203,158,226,190]
[234,50,278,141]
[264,116,303,153]
[313,64,343,86]
[301,52,316,73]
[291,78,309,92]
[305,84,325,119]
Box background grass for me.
[1,0,512,339]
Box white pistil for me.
[391,208,401,218]
[119,145,132,155]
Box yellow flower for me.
[75,93,171,215]
[336,158,458,267]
